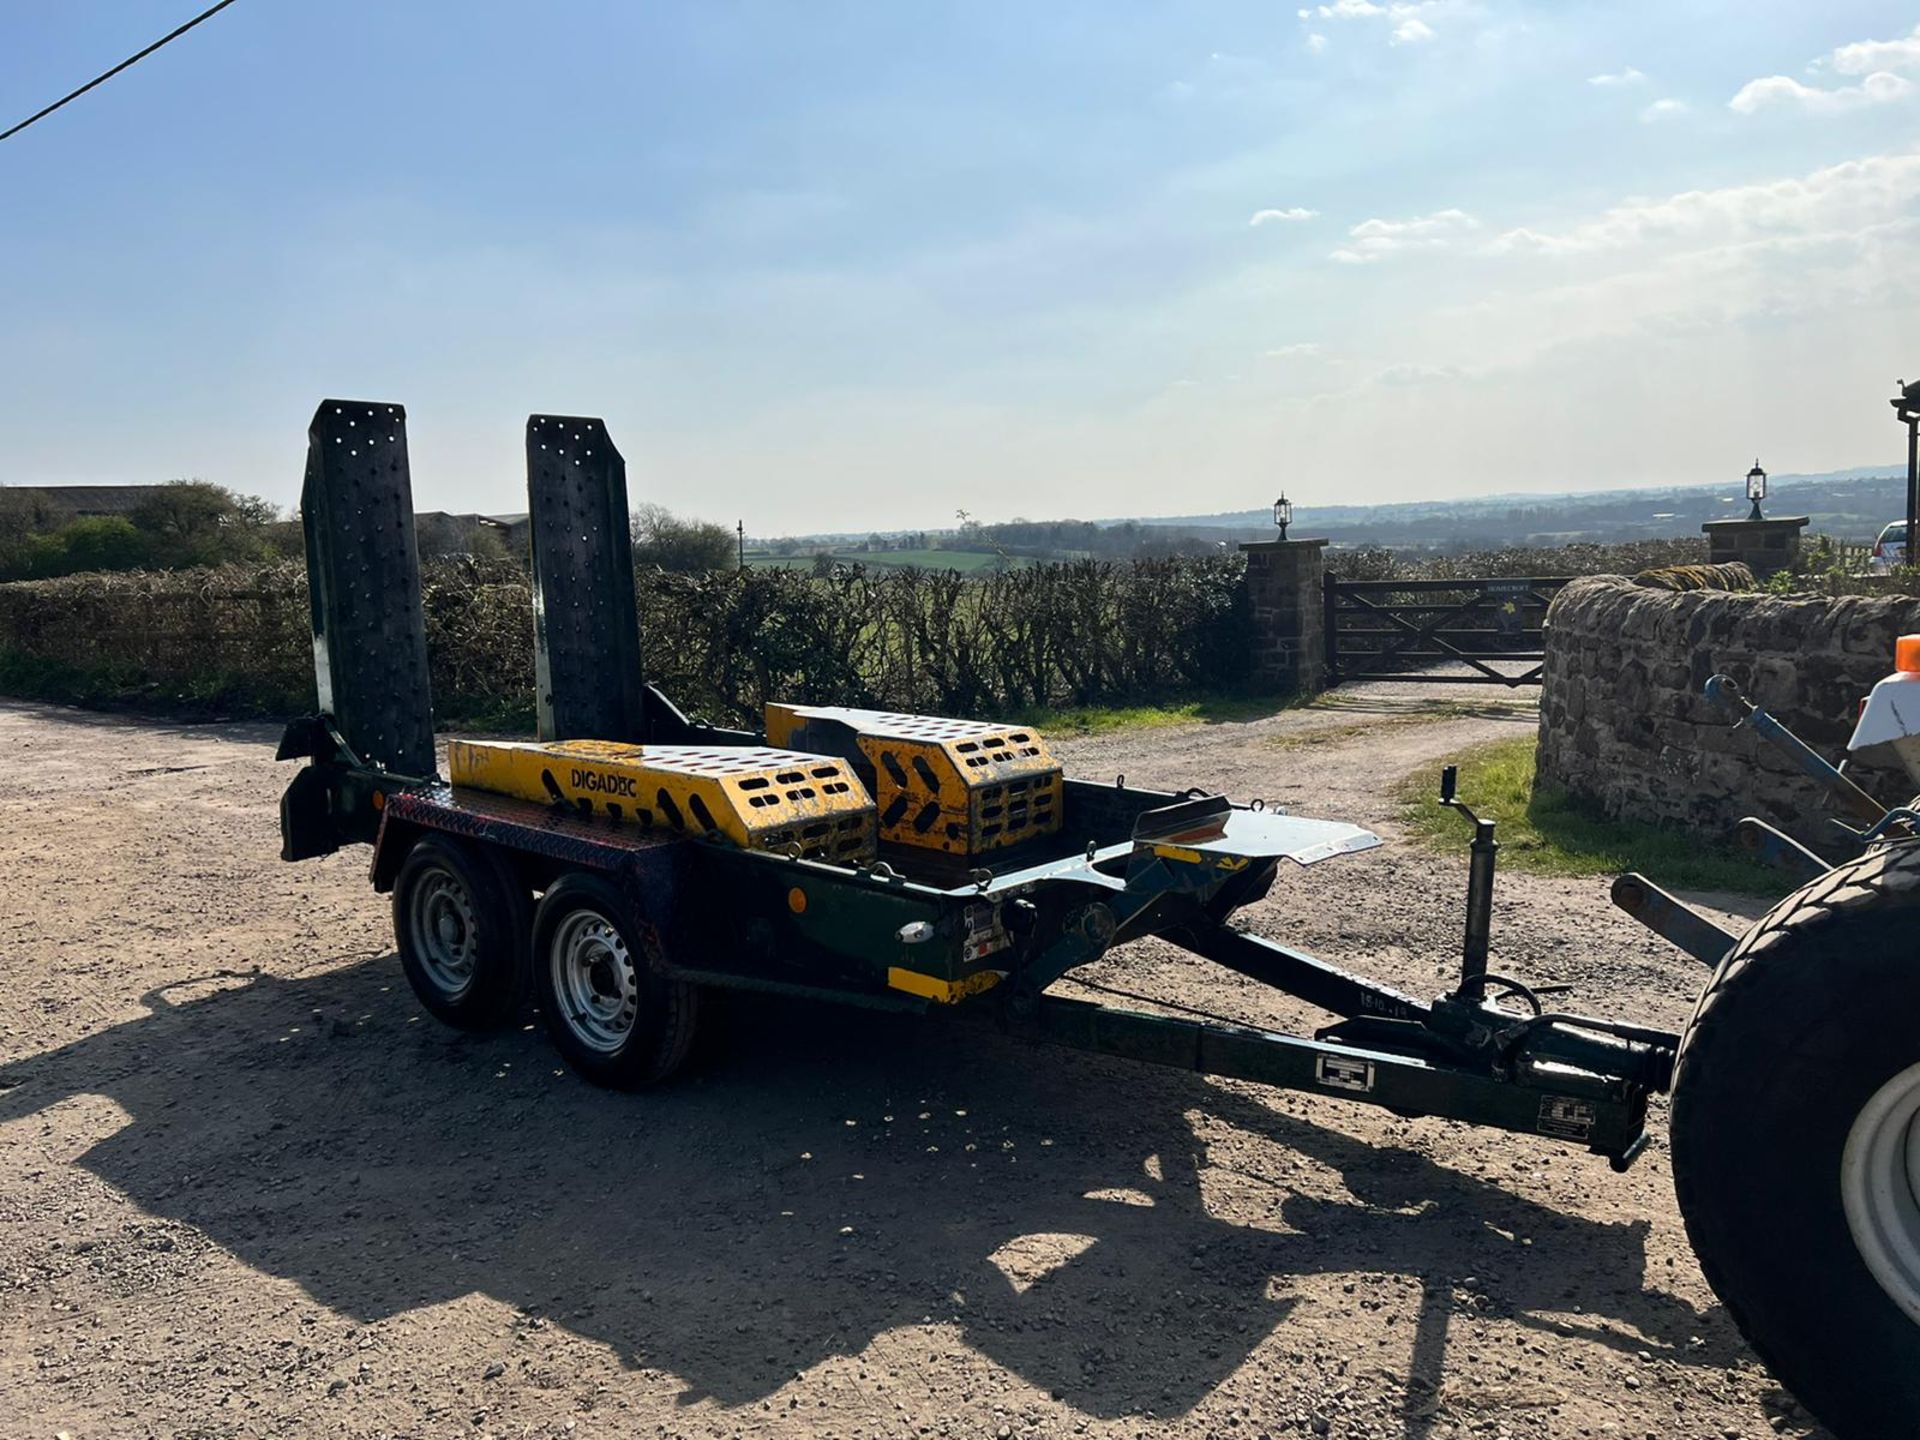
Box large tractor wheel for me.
[392,835,529,1030]
[532,872,700,1089]
[1671,842,1920,1438]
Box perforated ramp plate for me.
[527,415,645,743]
[302,398,435,777]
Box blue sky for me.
[3,3,1918,533]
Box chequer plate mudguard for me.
[1135,794,1382,868]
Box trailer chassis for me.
[284,705,1673,1174]
[278,398,1680,1178]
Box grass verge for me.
[1399,734,1777,895]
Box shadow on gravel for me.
[0,957,1767,1434]
[0,697,282,750]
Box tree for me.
[55,517,151,573]
[130,480,279,568]
[630,503,736,572]
[0,488,70,549]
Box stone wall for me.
[1536,576,1920,846]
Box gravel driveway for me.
[0,691,1828,1440]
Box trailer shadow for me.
[0,954,1779,1432]
[0,696,285,750]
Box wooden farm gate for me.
[1322,575,1571,687]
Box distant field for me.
[747,548,1021,572]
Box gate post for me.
[1323,570,1340,687]
[1238,536,1329,695]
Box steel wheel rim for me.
[407,867,478,1000]
[1842,1058,1920,1328]
[550,909,639,1053]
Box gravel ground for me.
[0,690,1832,1440]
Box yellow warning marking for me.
[886,967,1003,1004]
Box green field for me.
[747,548,1022,572]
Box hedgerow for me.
[0,555,1250,726]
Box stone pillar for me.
[1239,537,1328,694]
[1700,516,1810,579]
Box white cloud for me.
[1730,70,1914,114]
[1331,207,1478,262]
[1305,0,1459,46]
[1249,207,1319,226]
[1344,148,1920,463]
[1488,150,1920,258]
[1640,98,1689,123]
[1587,67,1647,88]
[1306,31,1329,54]
[1263,343,1323,358]
[1731,25,1920,114]
[1831,23,1920,77]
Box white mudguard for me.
[1848,671,1920,786]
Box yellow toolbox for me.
[445,738,876,863]
[764,704,1063,857]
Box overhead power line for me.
[1,0,242,144]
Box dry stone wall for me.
[1536,576,1920,849]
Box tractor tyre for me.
[392,836,528,1031]
[532,871,700,1089]
[1670,841,1920,1438]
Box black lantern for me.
[1745,460,1767,521]
[1273,493,1292,540]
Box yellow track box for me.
[764,704,1062,857]
[446,738,876,862]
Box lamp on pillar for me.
[1273,493,1293,541]
[1893,379,1920,564]
[1745,460,1768,522]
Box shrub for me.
[631,504,737,572]
[1327,537,1707,581]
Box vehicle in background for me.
[1869,521,1908,573]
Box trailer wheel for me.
[392,836,526,1030]
[532,872,699,1089]
[1671,843,1920,1438]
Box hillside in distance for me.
[755,465,1910,567]
[1123,465,1908,550]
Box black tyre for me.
[1671,843,1920,1438]
[531,871,699,1089]
[391,835,528,1031]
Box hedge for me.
[0,555,1251,727]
